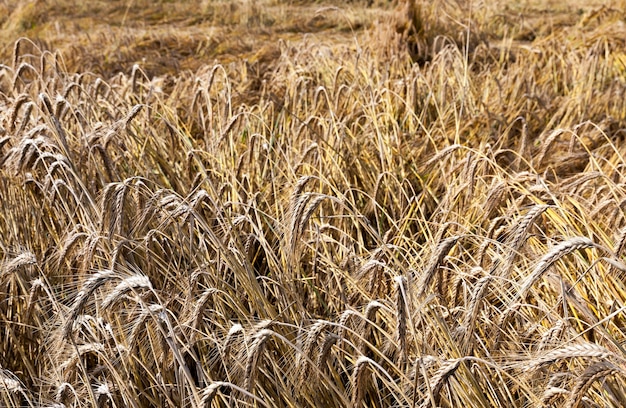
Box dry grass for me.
[2,0,626,407]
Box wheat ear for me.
[244,328,273,391]
[63,270,115,339]
[430,358,463,405]
[567,361,622,408]
[528,343,618,370]
[351,356,372,408]
[395,276,408,360]
[419,235,460,296]
[101,274,153,308]
[518,237,602,300]
[299,320,332,382]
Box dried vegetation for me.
[1,0,626,407]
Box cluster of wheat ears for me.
[1,1,626,407]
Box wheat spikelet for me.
[424,144,462,167]
[124,104,144,129]
[518,237,602,300]
[298,319,332,382]
[223,323,244,359]
[538,319,567,350]
[190,288,220,330]
[361,300,384,354]
[92,77,108,99]
[394,276,408,360]
[100,182,118,233]
[589,197,615,221]
[59,342,106,373]
[288,176,316,214]
[359,259,387,296]
[244,328,273,391]
[429,358,463,405]
[8,93,28,132]
[63,269,115,339]
[219,112,243,141]
[109,238,135,269]
[12,38,22,68]
[55,382,76,404]
[317,332,339,374]
[537,128,568,165]
[502,204,550,276]
[338,309,359,342]
[297,142,319,170]
[15,101,34,136]
[54,94,69,119]
[101,274,153,309]
[91,144,115,181]
[200,381,267,407]
[484,180,508,218]
[298,194,329,240]
[129,303,164,351]
[25,277,45,319]
[1,251,37,284]
[615,225,626,257]
[462,273,493,349]
[79,232,104,272]
[38,92,54,116]
[7,131,47,171]
[567,361,621,408]
[561,171,604,191]
[112,182,128,238]
[351,356,372,408]
[542,386,569,405]
[528,343,617,370]
[0,369,24,393]
[200,381,224,406]
[419,235,460,296]
[12,62,38,90]
[289,191,315,252]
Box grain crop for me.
[1,0,626,406]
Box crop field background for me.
[1,0,626,407]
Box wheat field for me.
[1,0,626,407]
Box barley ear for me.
[244,329,272,391]
[395,276,408,360]
[567,361,621,408]
[351,356,372,408]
